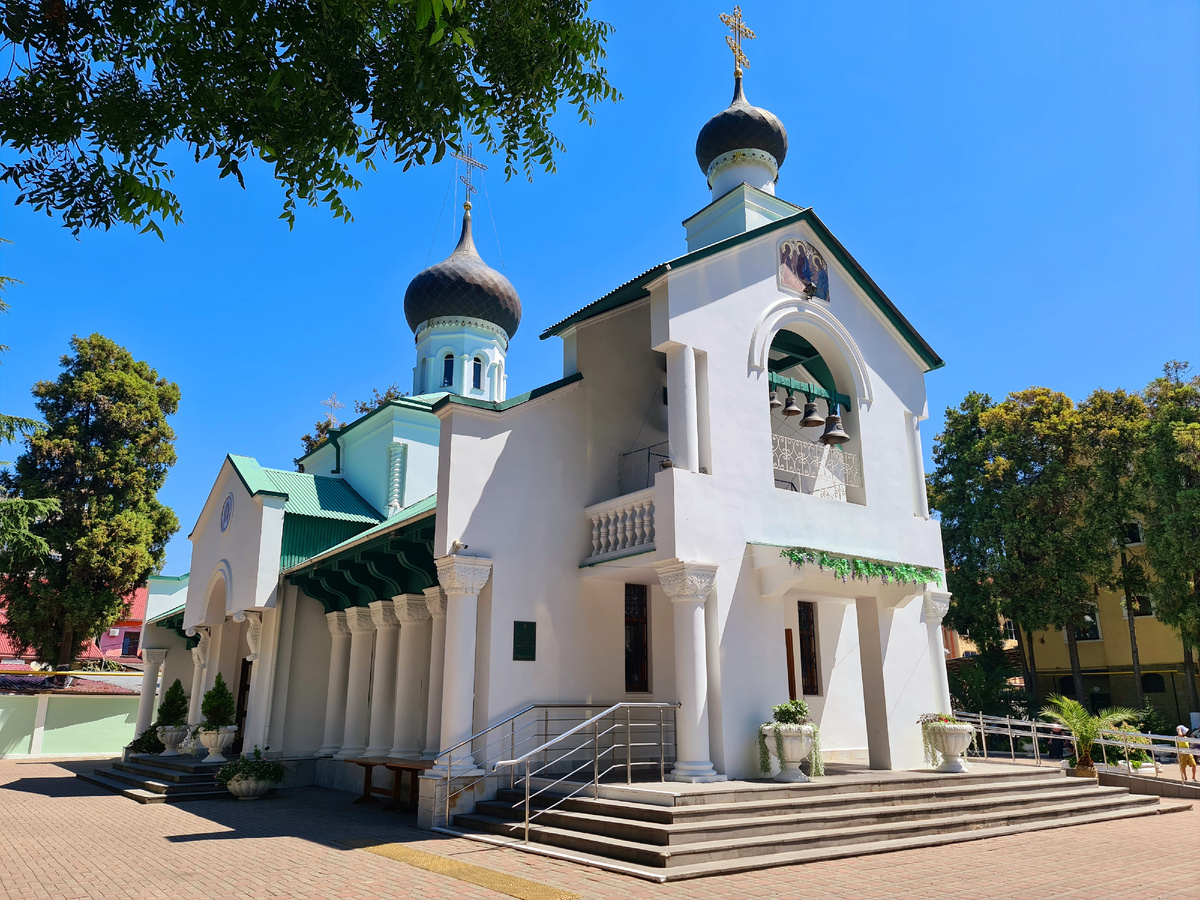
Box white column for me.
[657,560,724,782]
[855,596,893,770]
[665,344,699,472]
[318,611,351,757]
[335,606,376,759]
[431,556,492,775]
[421,586,447,760]
[365,600,401,756]
[923,588,953,715]
[135,649,168,736]
[391,594,432,759]
[185,627,210,726]
[234,609,269,756]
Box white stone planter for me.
[761,723,815,783]
[156,725,190,757]
[925,723,974,773]
[198,726,238,763]
[225,777,275,800]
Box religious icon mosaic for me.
[778,239,830,301]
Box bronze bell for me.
[800,401,825,428]
[782,393,802,417]
[820,414,850,445]
[769,389,783,411]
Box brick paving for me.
[1,758,1196,900]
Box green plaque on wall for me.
[513,621,536,661]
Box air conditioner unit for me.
[109,628,121,637]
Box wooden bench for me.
[346,757,433,811]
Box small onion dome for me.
[403,207,522,338]
[695,72,788,181]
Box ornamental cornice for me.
[923,589,951,625]
[656,560,719,604]
[369,599,401,629]
[415,316,510,350]
[423,586,448,619]
[143,648,168,668]
[344,605,376,634]
[325,610,351,637]
[706,147,779,185]
[393,594,432,624]
[435,555,493,596]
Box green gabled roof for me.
[540,207,944,372]
[293,396,441,467]
[430,373,584,414]
[227,455,382,524]
[283,493,438,574]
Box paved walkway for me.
[1,758,1195,900]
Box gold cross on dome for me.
[719,6,755,74]
[452,142,488,208]
[320,392,345,426]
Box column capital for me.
[369,599,401,629]
[325,609,351,637]
[187,626,210,670]
[345,605,376,634]
[423,586,447,619]
[656,560,718,604]
[435,555,493,596]
[143,648,168,668]
[923,588,952,625]
[393,594,432,624]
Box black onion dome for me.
[695,72,788,176]
[404,209,522,338]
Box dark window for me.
[472,357,483,389]
[1121,522,1144,546]
[1130,596,1154,617]
[625,584,649,693]
[1058,676,1075,694]
[1142,673,1166,693]
[442,354,454,387]
[797,601,820,695]
[1073,614,1100,642]
[121,631,140,656]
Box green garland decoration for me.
[781,547,943,587]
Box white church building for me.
[140,54,953,822]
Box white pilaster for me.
[923,588,953,715]
[421,586,447,760]
[431,556,492,775]
[335,606,376,759]
[185,627,210,726]
[855,596,893,770]
[657,560,724,782]
[665,344,699,472]
[391,595,432,759]
[235,608,272,756]
[318,611,352,757]
[365,600,401,756]
[135,649,168,736]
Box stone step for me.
[447,801,1188,882]
[491,774,1090,825]
[76,771,228,805]
[477,783,1128,845]
[456,791,1161,868]
[113,760,220,785]
[95,766,226,796]
[126,753,224,774]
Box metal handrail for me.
[495,702,674,768]
[433,704,537,764]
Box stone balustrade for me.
[585,487,656,564]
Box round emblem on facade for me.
[220,493,234,532]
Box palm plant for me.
[1039,694,1138,770]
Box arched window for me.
[442,354,454,388]
[472,357,483,390]
[1142,673,1166,693]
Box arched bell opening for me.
[765,328,865,505]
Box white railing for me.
[584,487,656,564]
[772,434,862,501]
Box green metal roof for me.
[147,601,186,626]
[227,455,382,524]
[293,396,441,466]
[540,206,943,372]
[431,373,584,415]
[283,493,438,573]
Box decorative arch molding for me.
[201,560,233,622]
[748,298,874,409]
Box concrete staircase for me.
[449,764,1186,881]
[78,754,230,804]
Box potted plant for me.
[216,746,285,800]
[197,672,238,763]
[919,713,975,773]
[758,700,823,782]
[1040,694,1138,778]
[150,679,190,756]
[1109,723,1159,775]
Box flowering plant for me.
[918,712,972,766]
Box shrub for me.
[757,700,824,777]
[200,672,236,729]
[156,678,189,727]
[1138,703,1172,738]
[215,747,285,786]
[771,700,811,725]
[127,727,164,754]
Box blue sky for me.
[2,1,1197,576]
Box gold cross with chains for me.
[320,392,345,426]
[451,142,488,209]
[719,6,755,74]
